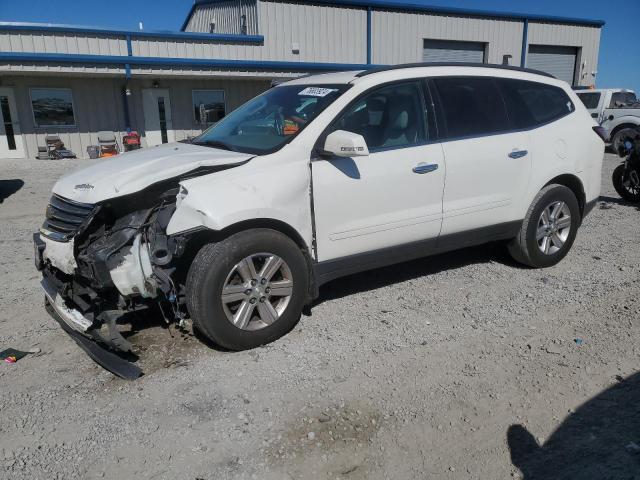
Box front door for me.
[142,89,175,147]
[0,88,25,159]
[312,80,445,262]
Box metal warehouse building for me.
[0,0,604,159]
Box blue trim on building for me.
[366,6,372,65]
[520,20,529,68]
[186,0,605,28]
[0,22,264,43]
[0,51,375,72]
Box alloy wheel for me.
[221,253,293,330]
[536,201,572,255]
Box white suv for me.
[36,64,604,359]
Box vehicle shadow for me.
[507,372,640,479]
[313,241,522,307]
[599,195,640,209]
[0,179,24,204]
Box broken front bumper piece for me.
[41,278,142,380]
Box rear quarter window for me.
[498,79,575,129]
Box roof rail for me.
[355,62,555,79]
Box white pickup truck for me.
[575,89,640,148]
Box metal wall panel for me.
[130,37,264,60]
[0,62,124,76]
[185,0,259,34]
[527,45,577,85]
[258,0,367,63]
[2,76,127,159]
[0,32,127,56]
[372,10,524,66]
[1,75,271,157]
[422,39,485,63]
[527,22,601,86]
[127,77,270,145]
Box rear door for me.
[432,76,532,235]
[312,80,445,261]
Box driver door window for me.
[329,82,429,151]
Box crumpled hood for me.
[52,142,254,204]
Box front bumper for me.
[44,298,142,380]
[36,233,143,379]
[41,278,92,333]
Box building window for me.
[193,90,226,125]
[30,88,76,127]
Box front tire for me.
[186,229,309,350]
[508,184,580,268]
[612,164,640,202]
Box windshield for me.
[193,84,350,155]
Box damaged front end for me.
[36,180,207,378]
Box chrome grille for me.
[41,194,95,242]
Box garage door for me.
[423,39,485,63]
[527,45,577,85]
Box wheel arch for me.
[544,174,586,219]
[610,122,640,140]
[177,219,319,302]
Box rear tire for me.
[611,127,637,154]
[186,229,309,351]
[612,164,640,202]
[508,184,580,268]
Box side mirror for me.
[323,130,369,157]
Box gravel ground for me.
[0,154,638,479]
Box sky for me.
[1,0,638,93]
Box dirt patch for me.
[264,403,382,478]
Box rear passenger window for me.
[498,79,575,129]
[433,77,510,139]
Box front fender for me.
[166,157,313,251]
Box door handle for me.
[412,163,439,174]
[508,149,528,159]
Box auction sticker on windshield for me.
[298,87,337,97]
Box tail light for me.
[592,126,609,143]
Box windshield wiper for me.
[193,140,236,152]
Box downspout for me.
[122,34,133,131]
[520,19,528,68]
[366,6,372,65]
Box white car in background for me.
[575,88,640,148]
[35,63,604,370]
